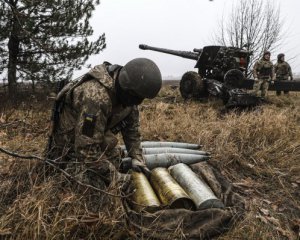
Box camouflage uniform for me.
[252,58,274,97]
[49,63,143,189]
[274,61,293,95]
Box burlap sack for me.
[122,162,245,240]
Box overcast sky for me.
[74,0,300,79]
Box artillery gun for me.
[139,44,300,108]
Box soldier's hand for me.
[254,78,258,81]
[132,159,151,177]
[270,80,274,84]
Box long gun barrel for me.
[139,44,199,61]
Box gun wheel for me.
[180,71,206,99]
[224,69,245,88]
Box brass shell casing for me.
[131,172,161,212]
[150,168,195,210]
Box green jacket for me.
[52,64,143,164]
[253,59,274,79]
[274,61,293,80]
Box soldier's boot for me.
[86,166,111,189]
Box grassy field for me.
[0,87,299,239]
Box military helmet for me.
[277,53,285,60]
[118,58,162,99]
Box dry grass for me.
[0,88,300,239]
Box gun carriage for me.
[139,44,300,108]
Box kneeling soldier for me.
[47,58,162,188]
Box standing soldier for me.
[47,58,162,190]
[274,53,293,95]
[252,51,274,97]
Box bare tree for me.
[214,0,282,76]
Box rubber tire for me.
[179,71,206,99]
[223,69,245,89]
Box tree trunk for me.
[31,79,35,92]
[7,15,20,99]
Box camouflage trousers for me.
[252,78,269,97]
[276,78,289,95]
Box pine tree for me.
[0,0,106,97]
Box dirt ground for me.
[0,87,299,239]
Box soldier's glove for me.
[132,159,151,177]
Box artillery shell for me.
[169,163,224,210]
[145,153,210,170]
[120,141,202,151]
[150,168,195,210]
[141,141,201,149]
[142,147,209,155]
[131,172,161,212]
[120,154,210,172]
[122,147,209,156]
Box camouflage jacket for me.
[52,64,142,164]
[274,61,293,80]
[253,59,274,79]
